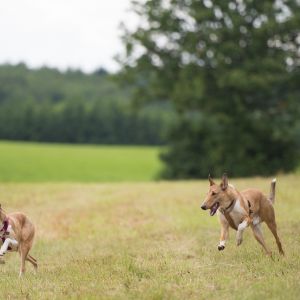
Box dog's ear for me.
[208,174,215,186]
[221,173,228,190]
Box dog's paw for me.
[218,245,225,251]
[236,238,243,246]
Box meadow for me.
[0,176,299,299]
[0,141,162,182]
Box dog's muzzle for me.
[201,204,207,210]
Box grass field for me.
[0,141,162,182]
[0,175,299,299]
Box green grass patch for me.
[0,141,162,182]
[0,176,299,299]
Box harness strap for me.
[0,219,9,233]
[0,218,12,250]
[0,219,10,239]
[247,200,253,215]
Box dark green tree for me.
[119,0,300,178]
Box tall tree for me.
[119,0,300,178]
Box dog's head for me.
[201,173,232,216]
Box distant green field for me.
[0,141,162,182]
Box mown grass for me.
[0,175,299,299]
[0,141,162,182]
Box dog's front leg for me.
[0,238,18,263]
[236,219,250,246]
[218,214,229,251]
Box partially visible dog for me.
[201,174,284,256]
[0,205,37,276]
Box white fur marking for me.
[0,238,18,255]
[233,199,245,214]
[236,220,249,246]
[253,216,261,226]
[219,240,226,247]
[238,219,248,231]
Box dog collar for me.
[225,199,235,212]
[219,199,235,215]
[0,219,9,232]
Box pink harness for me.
[0,219,12,250]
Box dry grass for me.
[0,175,299,299]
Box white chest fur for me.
[252,215,261,225]
[228,199,261,227]
[228,199,246,227]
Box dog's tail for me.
[269,178,276,204]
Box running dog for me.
[201,174,284,256]
[0,205,37,276]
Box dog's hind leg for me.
[19,243,30,277]
[266,220,284,255]
[251,224,271,256]
[26,255,38,271]
[28,254,37,262]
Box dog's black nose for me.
[201,205,207,210]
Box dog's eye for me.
[212,192,217,196]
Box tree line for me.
[0,64,172,145]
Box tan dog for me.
[0,205,37,276]
[201,174,284,256]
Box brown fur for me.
[201,174,284,256]
[0,207,37,276]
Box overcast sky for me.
[0,0,138,73]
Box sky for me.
[0,0,138,73]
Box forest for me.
[0,63,172,145]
